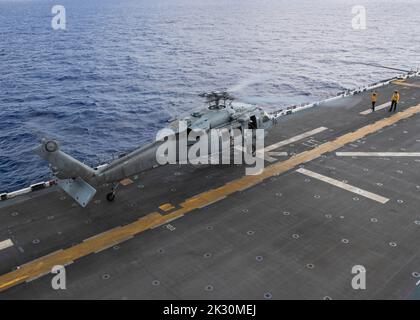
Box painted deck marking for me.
[119,178,134,186]
[233,145,269,162]
[233,146,285,163]
[1,105,420,292]
[296,168,389,204]
[336,152,420,157]
[0,239,14,251]
[235,127,327,162]
[360,102,391,115]
[159,203,175,212]
[264,127,328,152]
[267,151,288,156]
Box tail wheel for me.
[106,192,115,202]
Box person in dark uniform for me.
[389,90,400,112]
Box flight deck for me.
[0,76,420,299]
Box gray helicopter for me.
[34,91,280,207]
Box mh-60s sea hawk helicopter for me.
[34,91,281,207]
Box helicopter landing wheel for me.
[106,192,116,202]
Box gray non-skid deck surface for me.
[0,78,419,299]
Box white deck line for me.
[233,145,268,161]
[336,152,420,157]
[264,152,288,163]
[296,168,389,204]
[0,239,14,251]
[264,127,328,152]
[233,127,327,162]
[360,102,391,115]
[266,151,288,157]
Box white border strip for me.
[0,239,14,251]
[360,102,391,115]
[1,180,56,202]
[336,152,420,157]
[235,127,327,162]
[296,168,389,204]
[265,127,328,152]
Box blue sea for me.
[0,0,419,193]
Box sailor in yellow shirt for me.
[371,91,378,111]
[389,90,400,112]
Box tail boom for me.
[33,139,97,207]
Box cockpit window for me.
[191,112,202,117]
[209,103,226,110]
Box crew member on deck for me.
[389,90,400,112]
[371,91,378,111]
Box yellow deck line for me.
[158,203,175,212]
[119,178,134,186]
[1,104,420,293]
[0,276,29,290]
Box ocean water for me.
[0,0,419,193]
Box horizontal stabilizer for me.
[57,178,97,207]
